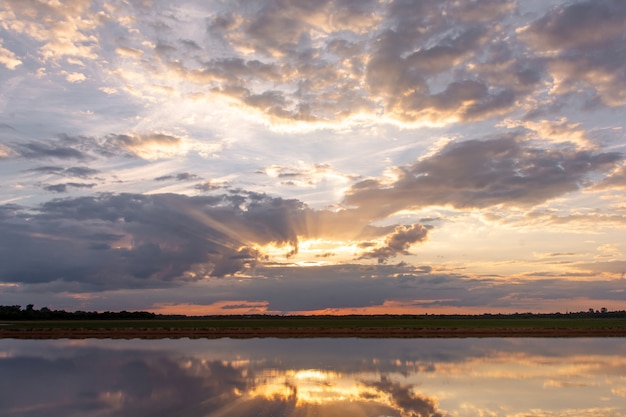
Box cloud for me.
[594,165,626,190]
[65,72,86,83]
[487,208,626,229]
[90,0,543,126]
[394,80,517,124]
[360,224,430,263]
[575,261,626,277]
[175,264,457,312]
[11,167,613,295]
[103,133,183,159]
[4,243,625,312]
[0,144,13,158]
[366,22,520,124]
[43,183,97,193]
[0,191,405,288]
[13,140,90,160]
[115,46,144,58]
[501,118,594,149]
[344,135,621,218]
[0,39,22,69]
[521,0,626,107]
[523,0,626,51]
[208,0,381,57]
[195,181,229,192]
[0,0,101,62]
[260,162,358,187]
[64,166,100,178]
[0,0,621,129]
[98,133,228,160]
[6,132,209,162]
[154,172,200,182]
[28,166,100,178]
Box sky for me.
[0,0,625,315]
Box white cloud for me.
[0,39,21,70]
[66,72,86,83]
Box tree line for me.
[1,304,625,321]
[0,304,156,320]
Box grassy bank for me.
[3,315,626,331]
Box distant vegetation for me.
[0,304,156,320]
[1,304,625,321]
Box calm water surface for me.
[1,337,625,417]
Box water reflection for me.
[1,338,625,416]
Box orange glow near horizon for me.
[147,296,626,316]
[151,301,273,316]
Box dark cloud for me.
[28,166,100,178]
[13,141,89,160]
[395,80,517,123]
[64,166,100,178]
[27,166,100,179]
[522,0,626,107]
[362,18,521,123]
[195,181,228,191]
[363,16,523,124]
[179,38,201,49]
[360,224,430,263]
[454,0,517,23]
[344,135,621,218]
[9,135,103,161]
[210,0,380,58]
[0,192,402,289]
[154,172,199,181]
[8,131,186,162]
[525,0,626,51]
[5,249,625,312]
[27,166,65,174]
[195,264,462,312]
[43,182,97,193]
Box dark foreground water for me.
[1,338,625,417]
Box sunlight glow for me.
[248,368,381,407]
[258,238,361,265]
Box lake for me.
[1,337,625,416]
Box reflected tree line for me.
[1,304,625,320]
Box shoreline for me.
[2,326,626,339]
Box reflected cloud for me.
[1,338,625,417]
